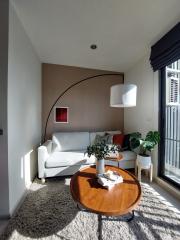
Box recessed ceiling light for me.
[90,44,97,50]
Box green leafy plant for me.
[130,131,160,156]
[86,141,120,160]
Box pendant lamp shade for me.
[110,84,137,107]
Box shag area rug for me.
[1,178,180,240]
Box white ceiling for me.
[12,0,180,72]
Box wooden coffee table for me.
[70,165,141,239]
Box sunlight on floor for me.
[1,176,179,240]
[142,183,180,214]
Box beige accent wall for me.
[42,63,124,140]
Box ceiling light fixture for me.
[90,44,97,50]
[110,84,137,107]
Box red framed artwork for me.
[55,107,69,123]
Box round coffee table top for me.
[70,165,141,216]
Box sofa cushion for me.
[94,134,113,145]
[90,130,121,145]
[122,134,131,150]
[52,132,90,152]
[120,151,136,161]
[113,134,125,146]
[45,151,95,168]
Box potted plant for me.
[86,142,120,176]
[130,131,160,168]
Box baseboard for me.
[0,188,30,220]
[154,177,180,200]
[0,215,10,220]
[10,187,30,218]
[0,219,9,236]
[9,177,35,217]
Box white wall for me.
[124,54,158,134]
[8,3,42,215]
[124,54,159,175]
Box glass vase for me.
[96,158,105,176]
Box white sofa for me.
[38,131,136,182]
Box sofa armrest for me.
[38,140,52,178]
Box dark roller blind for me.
[150,22,180,71]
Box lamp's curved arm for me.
[43,73,122,142]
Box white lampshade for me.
[110,84,137,107]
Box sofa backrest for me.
[52,132,90,152]
[89,130,121,145]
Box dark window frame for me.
[158,68,180,189]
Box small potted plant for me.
[130,131,160,168]
[86,142,120,176]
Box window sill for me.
[154,177,180,201]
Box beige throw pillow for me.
[94,134,113,145]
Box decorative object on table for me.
[55,107,68,123]
[98,170,123,190]
[86,142,120,176]
[130,131,160,182]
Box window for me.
[159,59,180,188]
[166,62,180,105]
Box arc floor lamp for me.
[43,73,137,142]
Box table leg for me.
[150,163,153,182]
[126,210,134,222]
[138,165,141,182]
[76,203,89,212]
[98,214,102,240]
[101,210,135,222]
[76,202,134,240]
[76,204,103,239]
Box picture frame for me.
[54,107,69,123]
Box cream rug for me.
[1,178,180,240]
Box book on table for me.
[98,170,123,190]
